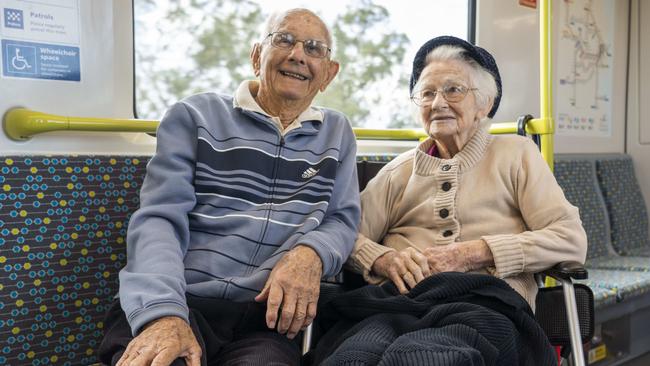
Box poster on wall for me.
[555,0,614,137]
[0,0,80,82]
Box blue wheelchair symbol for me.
[6,44,36,74]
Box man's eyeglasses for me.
[266,32,331,59]
[411,84,477,106]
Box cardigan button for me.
[440,209,449,218]
[441,182,451,191]
[443,230,453,237]
[441,164,451,171]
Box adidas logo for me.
[301,167,319,179]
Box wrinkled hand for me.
[371,247,431,294]
[116,316,201,366]
[255,245,322,339]
[424,240,493,274]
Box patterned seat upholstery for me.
[580,269,650,303]
[555,155,650,308]
[0,156,148,366]
[587,286,618,308]
[595,155,650,256]
[553,157,613,261]
[357,153,399,163]
[586,256,650,272]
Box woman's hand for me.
[371,248,431,294]
[423,240,494,274]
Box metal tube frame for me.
[3,108,553,142]
[302,324,313,355]
[558,277,586,366]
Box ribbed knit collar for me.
[413,124,493,175]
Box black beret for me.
[409,35,502,118]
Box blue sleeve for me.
[118,102,197,335]
[296,120,361,277]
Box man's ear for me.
[319,60,340,92]
[250,43,262,77]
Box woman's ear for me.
[477,97,494,120]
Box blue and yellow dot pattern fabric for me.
[0,156,148,365]
[595,156,650,256]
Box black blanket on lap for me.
[311,272,556,366]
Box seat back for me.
[594,154,650,255]
[554,156,614,260]
[356,154,398,191]
[535,284,594,346]
[0,156,148,365]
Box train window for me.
[134,0,471,128]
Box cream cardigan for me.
[347,126,588,307]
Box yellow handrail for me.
[3,0,554,161]
[4,108,552,142]
[3,108,158,141]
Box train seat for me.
[554,155,650,314]
[555,155,650,272]
[0,156,148,365]
[2,151,645,364]
[595,154,650,257]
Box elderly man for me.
[98,9,360,366]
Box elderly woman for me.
[347,35,587,307]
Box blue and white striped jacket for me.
[119,92,361,334]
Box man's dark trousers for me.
[98,295,301,366]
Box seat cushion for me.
[587,256,650,272]
[587,286,618,308]
[579,269,650,303]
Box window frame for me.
[131,0,476,124]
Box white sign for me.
[1,0,81,81]
[555,0,614,137]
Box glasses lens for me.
[270,32,329,58]
[303,40,327,58]
[272,32,294,48]
[412,90,435,105]
[443,85,466,102]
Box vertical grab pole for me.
[541,5,584,364]
[539,0,554,171]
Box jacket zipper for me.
[248,133,284,274]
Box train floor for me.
[623,352,650,366]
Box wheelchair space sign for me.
[2,39,80,81]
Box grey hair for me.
[413,45,498,115]
[260,9,333,49]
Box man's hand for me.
[116,316,201,366]
[255,245,322,339]
[424,240,494,274]
[371,247,431,294]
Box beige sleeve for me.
[345,169,397,283]
[482,140,588,278]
